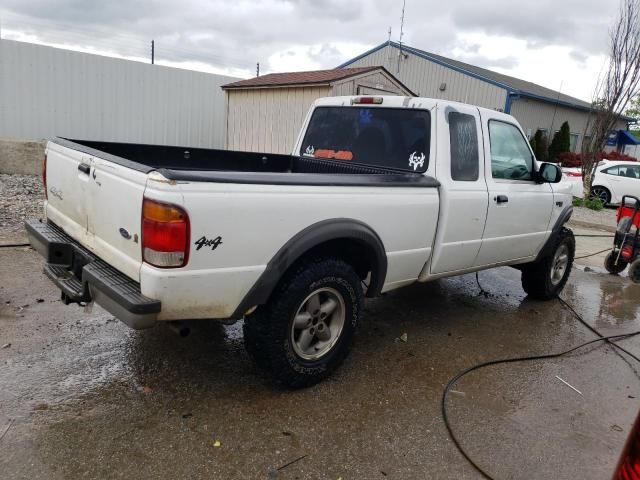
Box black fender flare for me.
[231,218,387,318]
[535,206,573,262]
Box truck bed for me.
[57,138,438,187]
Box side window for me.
[489,121,533,181]
[603,166,620,176]
[449,112,479,181]
[619,165,640,178]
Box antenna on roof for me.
[397,0,406,74]
[548,80,563,134]
[387,26,393,68]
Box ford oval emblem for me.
[119,227,132,240]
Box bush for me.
[572,197,585,207]
[556,150,638,168]
[531,130,549,162]
[548,121,571,161]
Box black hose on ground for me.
[442,275,640,479]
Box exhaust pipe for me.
[167,321,190,337]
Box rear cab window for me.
[449,112,479,181]
[300,107,431,172]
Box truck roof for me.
[313,95,514,122]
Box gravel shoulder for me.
[0,174,44,243]
[569,205,618,231]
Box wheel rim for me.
[550,244,570,286]
[592,187,609,204]
[290,287,346,361]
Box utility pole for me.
[397,0,406,74]
[256,62,260,77]
[151,40,155,64]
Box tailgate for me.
[44,141,148,281]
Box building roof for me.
[222,66,406,90]
[339,41,594,111]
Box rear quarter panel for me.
[141,176,439,320]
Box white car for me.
[566,160,640,205]
[26,95,574,387]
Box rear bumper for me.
[25,219,161,329]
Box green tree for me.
[548,121,571,161]
[531,129,549,162]
[626,95,640,130]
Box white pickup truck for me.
[27,95,574,387]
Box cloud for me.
[0,0,620,98]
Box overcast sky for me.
[0,0,619,101]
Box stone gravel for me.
[569,205,618,230]
[0,174,44,241]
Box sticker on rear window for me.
[409,152,425,171]
[314,149,353,161]
[303,145,315,157]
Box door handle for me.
[78,163,91,174]
[495,195,509,204]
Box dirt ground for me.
[2,243,640,479]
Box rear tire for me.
[590,186,611,205]
[604,251,628,275]
[243,256,363,388]
[629,259,640,284]
[521,227,575,300]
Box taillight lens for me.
[621,245,634,261]
[613,412,640,480]
[42,154,47,199]
[141,198,189,268]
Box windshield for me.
[300,106,431,172]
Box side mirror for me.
[538,162,562,183]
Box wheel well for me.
[230,219,387,319]
[291,237,379,287]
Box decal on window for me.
[314,149,353,161]
[359,109,373,125]
[303,145,315,157]
[408,152,425,171]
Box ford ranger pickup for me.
[26,95,574,387]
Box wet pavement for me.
[1,246,640,479]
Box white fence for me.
[0,40,239,148]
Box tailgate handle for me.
[78,163,91,174]
[495,195,509,204]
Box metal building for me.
[0,39,238,148]
[340,41,631,152]
[222,66,414,154]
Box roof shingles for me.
[222,66,380,89]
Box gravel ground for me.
[570,205,618,230]
[0,174,44,242]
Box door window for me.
[489,121,534,181]
[449,112,479,181]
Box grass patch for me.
[573,196,604,210]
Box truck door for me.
[430,105,488,274]
[474,111,554,266]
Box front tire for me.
[521,227,575,300]
[243,257,363,388]
[604,251,628,275]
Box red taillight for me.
[621,245,635,261]
[613,413,640,480]
[565,172,582,177]
[141,198,189,268]
[42,154,47,199]
[351,96,383,105]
